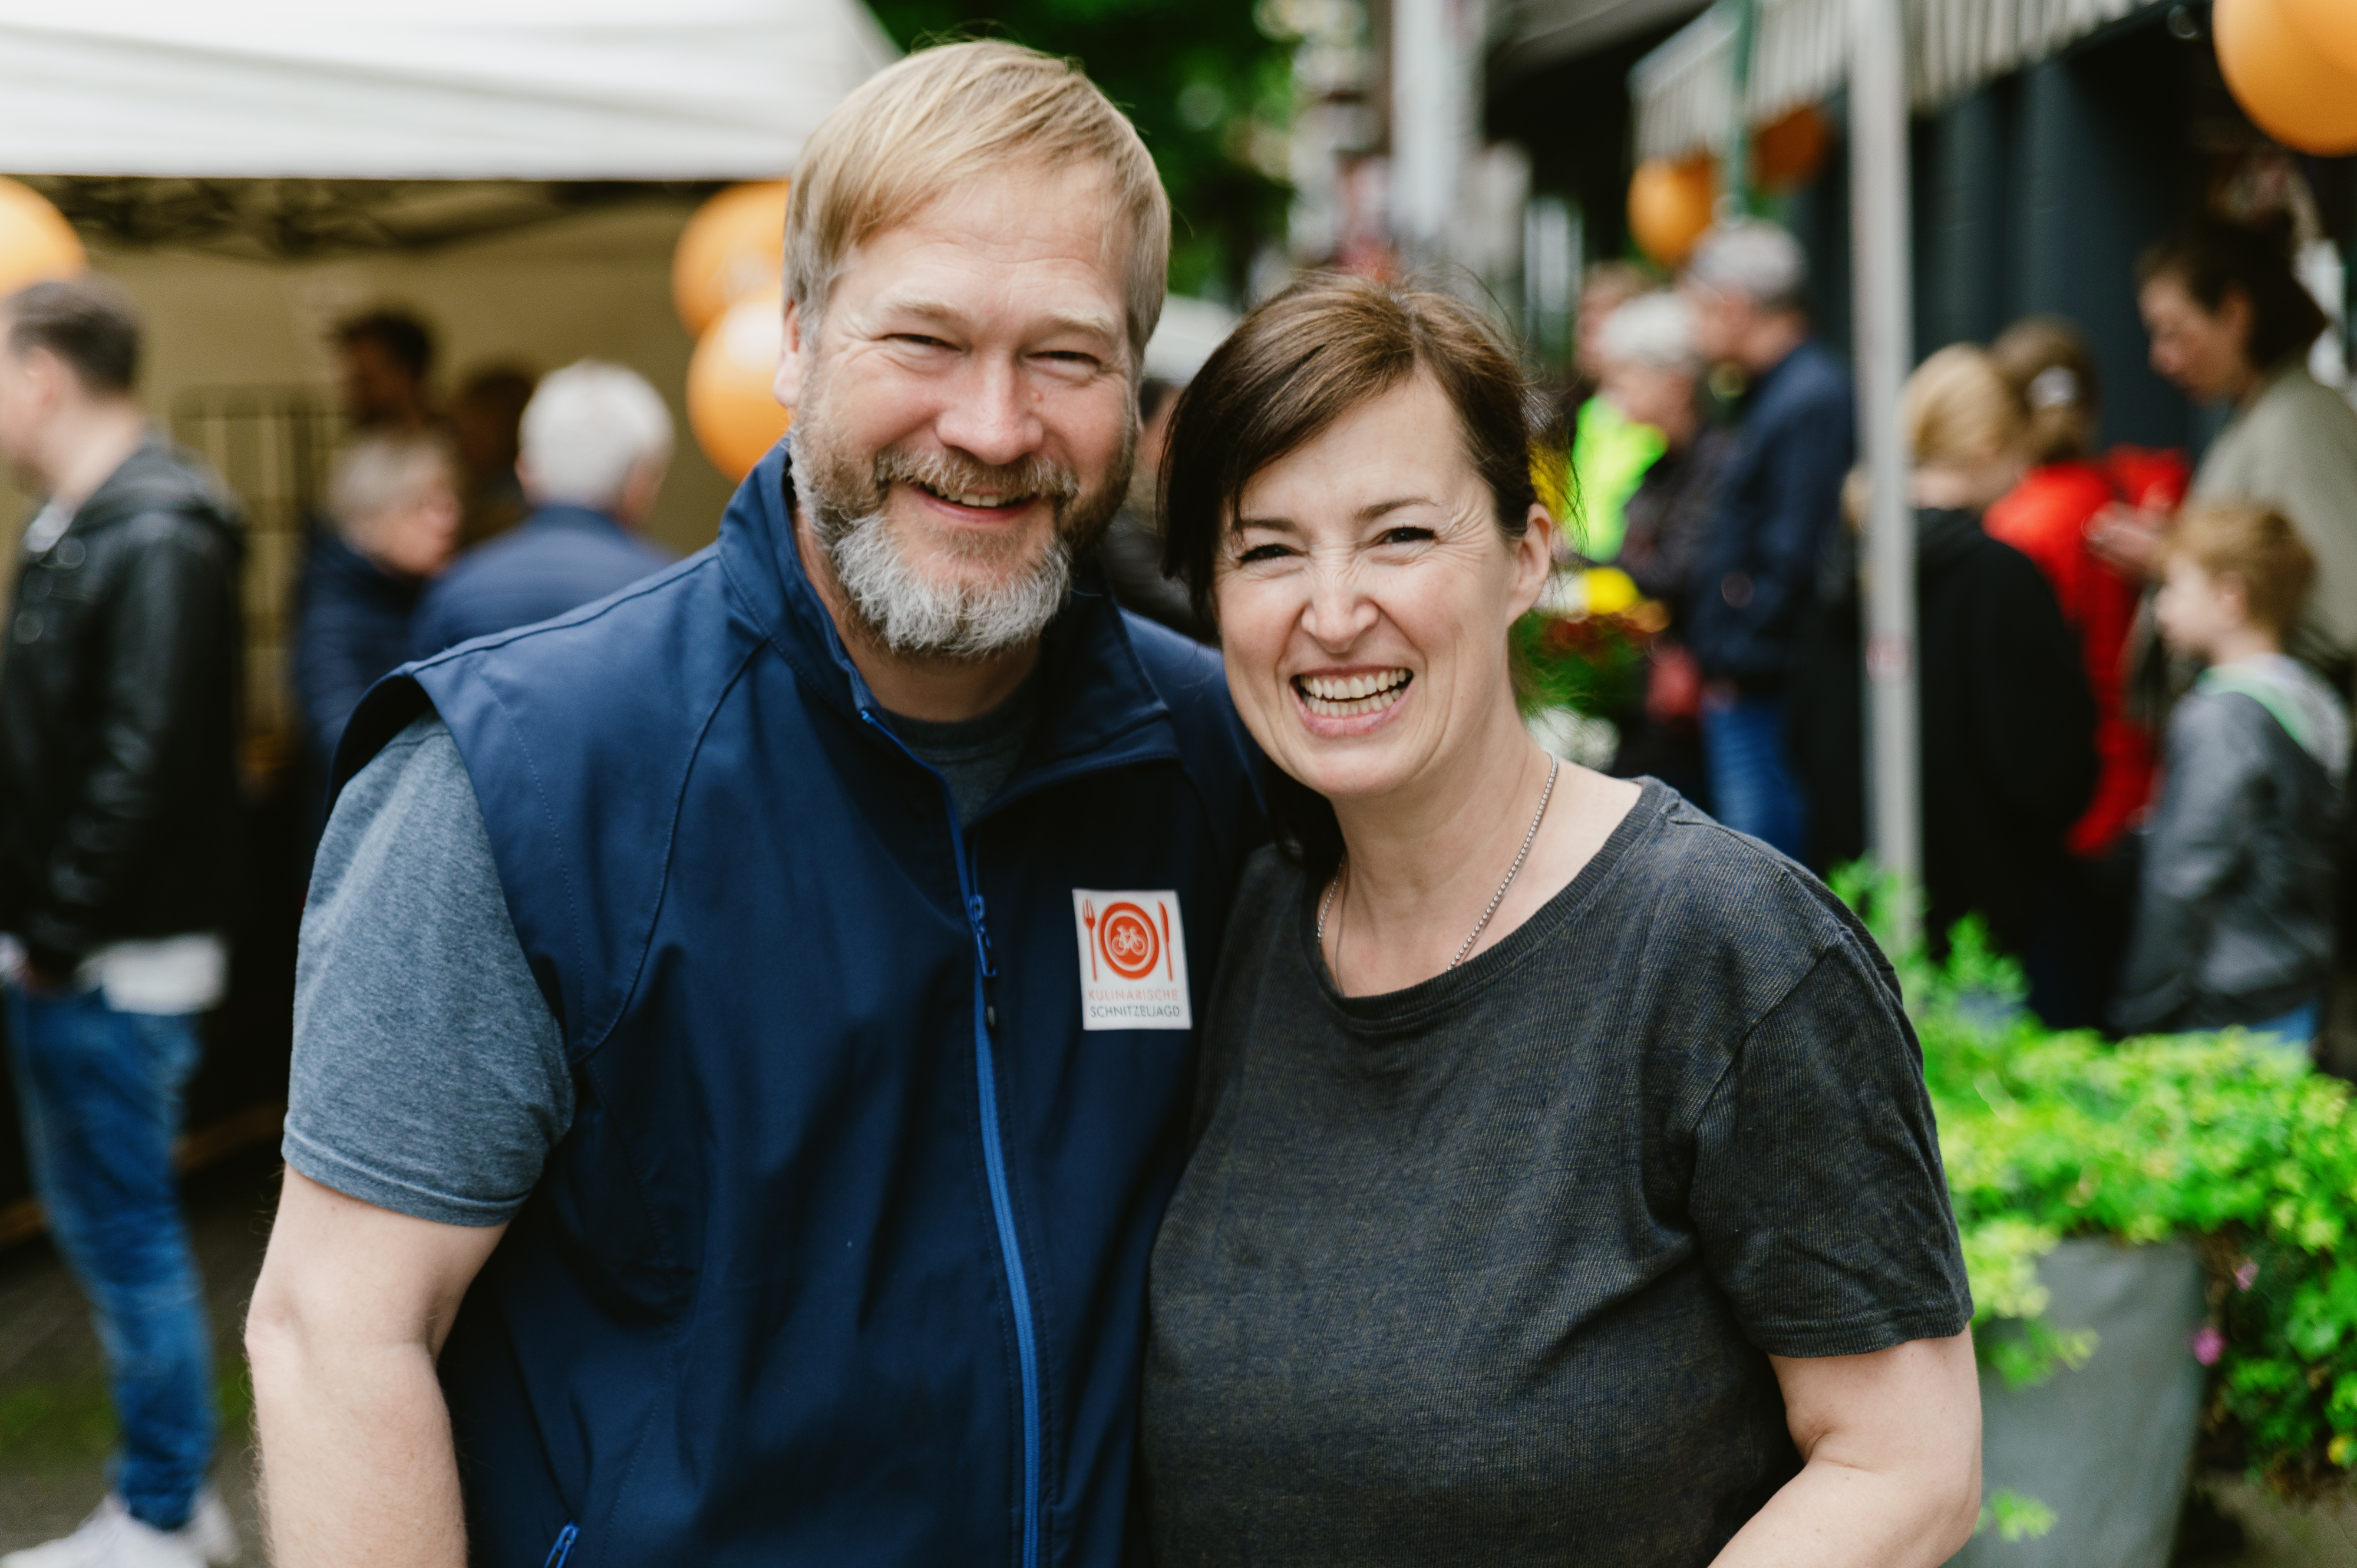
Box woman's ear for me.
[1508,503,1556,618]
[2219,286,2257,359]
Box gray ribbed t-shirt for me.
[1143,781,1973,1565]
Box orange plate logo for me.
[1072,889,1191,1031]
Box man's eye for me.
[892,334,953,350]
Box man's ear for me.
[773,299,805,410]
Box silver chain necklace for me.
[1318,753,1560,978]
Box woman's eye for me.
[1236,542,1293,565]
[1378,526,1436,547]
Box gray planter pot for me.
[1952,1238,2209,1568]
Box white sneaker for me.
[179,1492,239,1567]
[0,1488,239,1568]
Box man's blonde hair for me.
[784,41,1170,367]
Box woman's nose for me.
[1299,560,1376,648]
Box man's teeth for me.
[920,483,1028,510]
[1296,669,1411,717]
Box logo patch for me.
[1073,890,1191,1031]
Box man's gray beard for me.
[791,419,1129,663]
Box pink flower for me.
[2191,1327,2226,1366]
[2236,1261,2260,1293]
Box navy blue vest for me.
[335,447,1264,1566]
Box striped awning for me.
[1632,0,2153,161]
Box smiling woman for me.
[1141,273,1986,1568]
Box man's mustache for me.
[870,445,1081,507]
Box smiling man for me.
[245,43,1262,1567]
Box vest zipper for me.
[542,1523,579,1568]
[860,708,1045,1568]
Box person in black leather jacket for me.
[0,278,246,1562]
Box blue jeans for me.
[6,986,214,1530]
[1701,688,1808,860]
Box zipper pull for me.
[967,894,999,980]
[969,895,1002,1032]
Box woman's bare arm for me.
[1711,1331,1983,1568]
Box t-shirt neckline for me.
[1296,774,1672,1029]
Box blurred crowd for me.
[291,308,679,834]
[0,282,689,1561]
[1557,212,2357,1055]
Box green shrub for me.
[1835,867,2357,1492]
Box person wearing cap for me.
[1681,220,1853,860]
[1097,296,1236,641]
[408,360,676,655]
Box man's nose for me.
[934,356,1042,468]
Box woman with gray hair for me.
[292,430,460,794]
[1597,291,1732,804]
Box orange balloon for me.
[688,290,791,481]
[1627,157,1718,268]
[2215,0,2357,156]
[672,181,788,336]
[0,178,86,296]
[2279,0,2357,78]
[1752,105,1831,193]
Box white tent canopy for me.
[1632,0,2153,161]
[0,0,897,179]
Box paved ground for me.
[0,1151,273,1560]
[4,1152,2357,1563]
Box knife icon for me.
[1082,899,1098,979]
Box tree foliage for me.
[863,0,1295,300]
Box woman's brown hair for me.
[1159,273,1549,626]
[1991,316,2101,466]
[2137,214,2328,376]
[1157,273,1555,872]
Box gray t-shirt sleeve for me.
[1688,935,1972,1358]
[282,713,572,1227]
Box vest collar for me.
[717,442,1179,779]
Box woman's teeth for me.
[1296,669,1412,717]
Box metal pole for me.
[1391,0,1451,263]
[1725,0,1757,217]
[1849,0,1919,940]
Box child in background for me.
[2114,503,2346,1048]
